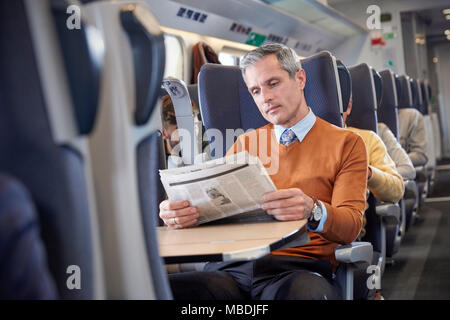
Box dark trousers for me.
[169,255,342,300]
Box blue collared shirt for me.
[274,108,327,233]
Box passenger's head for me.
[240,43,307,128]
[160,95,200,154]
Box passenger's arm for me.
[367,131,405,203]
[320,134,367,244]
[407,111,428,166]
[379,124,416,180]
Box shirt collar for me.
[274,107,316,143]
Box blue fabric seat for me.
[0,0,98,299]
[347,64,401,278]
[0,174,58,299]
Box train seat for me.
[198,51,373,300]
[0,0,103,299]
[347,63,401,279]
[0,173,58,299]
[410,77,435,205]
[419,80,437,192]
[397,75,427,227]
[83,1,171,299]
[378,70,417,258]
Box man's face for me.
[244,54,307,128]
[163,124,180,152]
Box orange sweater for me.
[226,118,368,268]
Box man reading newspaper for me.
[159,44,367,300]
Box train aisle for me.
[382,159,450,299]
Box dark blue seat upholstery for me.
[378,70,400,138]
[347,63,378,133]
[419,81,429,116]
[397,75,413,109]
[0,0,97,299]
[410,78,424,114]
[336,60,351,113]
[0,174,58,299]
[347,64,401,278]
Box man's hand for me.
[159,200,199,229]
[261,188,314,221]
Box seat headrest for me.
[120,6,166,125]
[397,75,412,108]
[51,5,104,135]
[371,68,383,107]
[410,78,423,113]
[419,81,429,115]
[394,74,402,106]
[300,51,343,127]
[336,60,351,113]
[378,70,399,138]
[347,63,378,132]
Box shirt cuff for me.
[307,200,327,233]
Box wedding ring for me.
[172,217,176,225]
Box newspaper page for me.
[159,152,277,225]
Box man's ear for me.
[296,69,306,90]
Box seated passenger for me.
[377,122,416,181]
[160,95,208,168]
[0,173,57,299]
[159,44,368,300]
[343,97,404,204]
[398,108,428,167]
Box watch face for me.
[313,205,322,221]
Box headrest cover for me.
[378,70,399,138]
[371,68,383,107]
[347,63,378,132]
[336,60,351,113]
[301,51,343,127]
[397,75,412,108]
[410,78,422,112]
[419,81,429,115]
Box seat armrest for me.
[375,202,400,224]
[403,179,416,191]
[335,242,373,264]
[403,179,418,199]
[414,166,427,183]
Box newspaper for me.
[159,152,277,225]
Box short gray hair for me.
[240,43,302,78]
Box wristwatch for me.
[308,196,323,230]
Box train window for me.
[218,46,249,66]
[218,52,240,66]
[163,34,185,80]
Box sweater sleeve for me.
[378,123,416,180]
[367,130,405,203]
[400,109,428,166]
[320,134,368,244]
